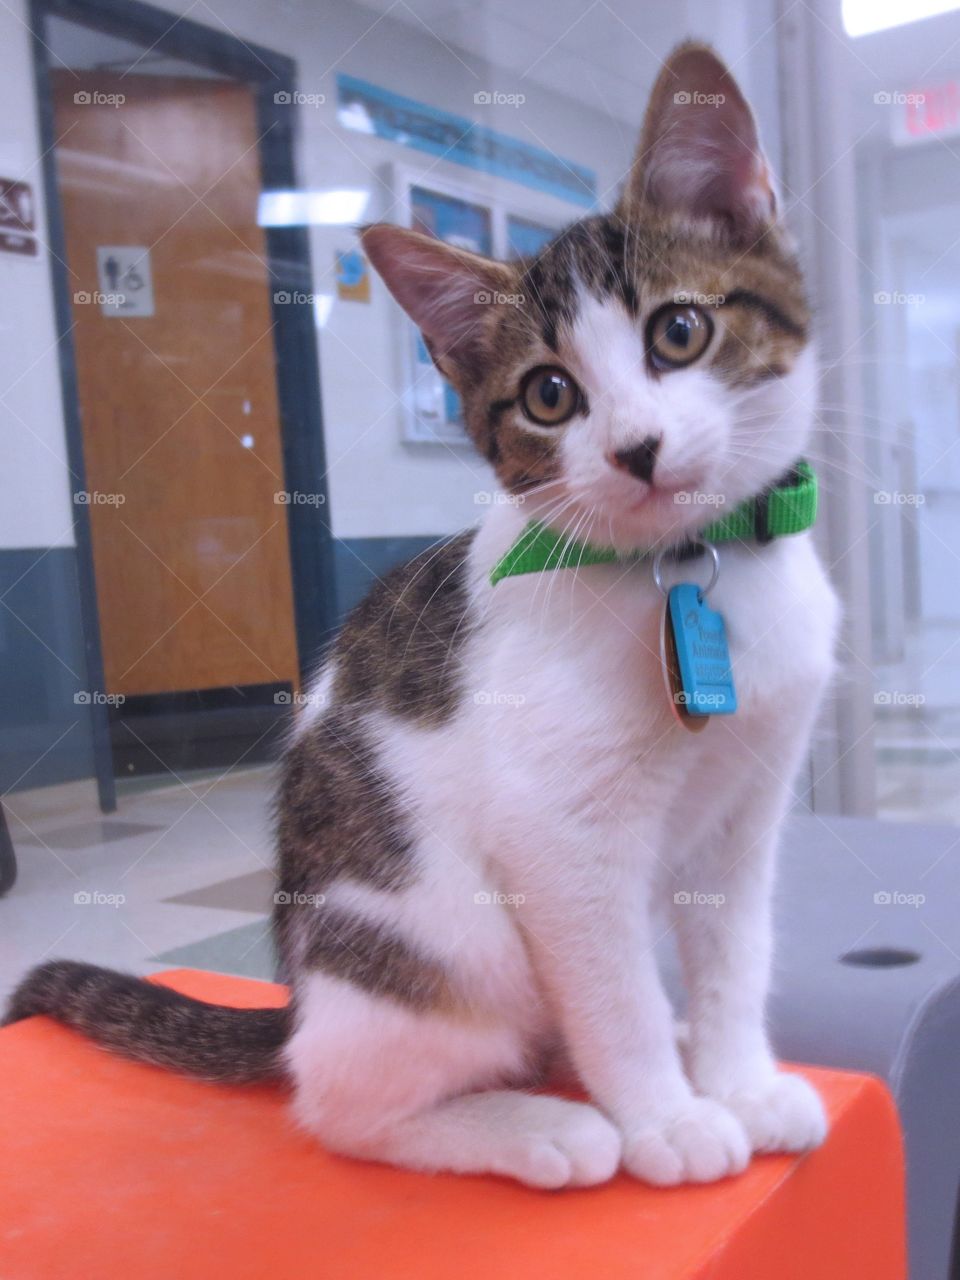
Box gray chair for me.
[660,813,960,1280]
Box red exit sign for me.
[891,82,960,145]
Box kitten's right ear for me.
[360,224,515,382]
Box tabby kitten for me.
[7,43,838,1189]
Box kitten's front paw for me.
[718,1072,828,1155]
[622,1097,750,1186]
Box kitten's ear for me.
[620,42,777,240]
[361,224,515,381]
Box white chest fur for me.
[457,504,839,880]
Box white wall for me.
[0,0,76,549]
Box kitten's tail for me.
[3,960,291,1083]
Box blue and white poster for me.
[337,74,596,208]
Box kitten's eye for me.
[520,366,581,426]
[648,304,713,370]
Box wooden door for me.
[52,74,299,697]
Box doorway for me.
[31,0,334,808]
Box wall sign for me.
[335,249,370,302]
[337,74,596,208]
[890,82,960,145]
[0,179,37,257]
[95,246,155,317]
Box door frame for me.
[775,0,877,815]
[29,0,336,811]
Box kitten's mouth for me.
[625,482,687,511]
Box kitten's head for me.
[362,43,812,552]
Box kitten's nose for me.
[611,436,661,483]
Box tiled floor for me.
[0,765,278,1007]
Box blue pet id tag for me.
[654,543,737,729]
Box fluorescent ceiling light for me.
[258,189,369,227]
[843,0,960,36]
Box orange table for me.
[0,968,906,1280]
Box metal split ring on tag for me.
[652,540,721,601]
[655,540,737,731]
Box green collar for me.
[490,461,817,586]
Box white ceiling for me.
[350,0,699,125]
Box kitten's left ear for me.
[620,42,778,240]
[360,224,516,384]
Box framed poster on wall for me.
[392,166,560,445]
